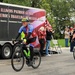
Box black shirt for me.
[46,30,52,40]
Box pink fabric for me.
[38,30,46,39]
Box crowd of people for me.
[64,26,75,52]
[16,17,75,61]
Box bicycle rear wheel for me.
[32,51,41,69]
[11,50,24,71]
[73,47,75,59]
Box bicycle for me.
[11,40,41,72]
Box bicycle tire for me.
[32,51,41,69]
[13,44,21,52]
[11,50,24,71]
[73,47,75,60]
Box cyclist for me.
[15,18,37,66]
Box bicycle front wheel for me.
[11,50,24,71]
[32,51,41,69]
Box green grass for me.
[51,39,70,47]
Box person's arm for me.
[72,34,75,39]
[47,31,53,35]
[40,31,44,35]
[15,26,23,40]
[26,32,32,40]
[26,25,33,40]
[15,33,21,40]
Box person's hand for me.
[71,39,74,42]
[12,39,16,44]
[23,39,27,44]
[52,30,55,33]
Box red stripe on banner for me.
[25,9,46,48]
[31,14,45,48]
[33,11,46,18]
[34,22,45,33]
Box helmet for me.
[21,18,29,22]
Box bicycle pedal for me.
[26,61,29,65]
[27,56,30,59]
[26,61,33,66]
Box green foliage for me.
[1,0,75,39]
[51,39,70,47]
[49,0,75,38]
[0,0,3,2]
[3,0,31,6]
[39,0,55,26]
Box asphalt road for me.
[0,48,75,75]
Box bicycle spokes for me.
[11,50,24,71]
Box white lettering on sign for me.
[1,8,13,13]
[0,13,10,18]
[0,8,37,20]
[14,10,24,14]
[11,14,23,19]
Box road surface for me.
[0,48,75,75]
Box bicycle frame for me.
[13,40,31,60]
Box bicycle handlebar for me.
[12,39,29,48]
[12,39,23,44]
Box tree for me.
[49,0,72,38]
[0,0,3,2]
[3,0,31,6]
[39,0,55,28]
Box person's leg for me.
[22,44,28,56]
[46,40,50,55]
[48,41,51,53]
[39,39,45,55]
[70,41,75,52]
[65,38,68,47]
[70,41,74,52]
[70,42,72,52]
[26,37,36,60]
[48,41,50,49]
[39,39,42,55]
[22,44,30,65]
[66,38,68,47]
[65,39,67,47]
[29,46,34,61]
[25,45,33,66]
[41,39,45,53]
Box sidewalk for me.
[50,47,70,50]
[48,47,70,54]
[61,47,70,50]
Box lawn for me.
[51,39,70,47]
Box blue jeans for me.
[46,40,50,55]
[65,38,68,47]
[70,41,75,52]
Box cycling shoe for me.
[26,60,33,66]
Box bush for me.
[51,39,70,47]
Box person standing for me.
[69,27,73,43]
[64,27,69,47]
[45,26,53,56]
[38,26,46,56]
[70,30,75,52]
